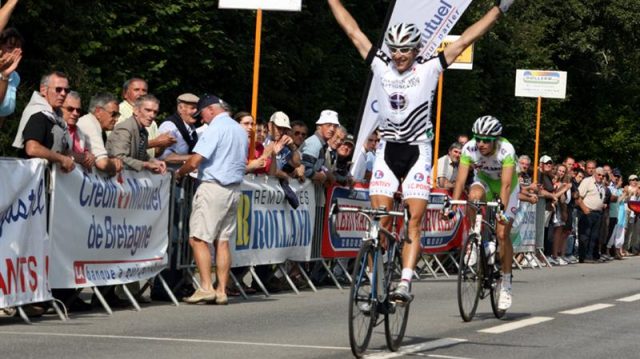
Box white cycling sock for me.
[502,273,512,289]
[401,268,413,283]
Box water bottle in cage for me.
[484,240,496,265]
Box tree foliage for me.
[1,0,639,173]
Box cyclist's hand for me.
[496,211,509,225]
[496,0,514,13]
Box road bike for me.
[330,202,411,357]
[444,199,507,322]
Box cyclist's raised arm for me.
[443,1,512,66]
[453,162,470,200]
[327,0,372,60]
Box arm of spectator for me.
[143,158,166,175]
[175,153,202,182]
[25,139,75,173]
[0,0,19,33]
[95,157,122,176]
[163,152,193,165]
[0,49,21,107]
[147,132,176,154]
[72,150,95,172]
[246,157,268,173]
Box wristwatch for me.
[0,73,8,82]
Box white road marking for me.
[616,294,640,302]
[364,338,467,359]
[559,303,614,315]
[0,331,350,351]
[478,316,554,334]
[427,354,475,359]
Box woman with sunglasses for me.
[327,0,515,305]
[453,115,519,310]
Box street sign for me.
[515,69,567,99]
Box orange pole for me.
[432,73,444,188]
[249,9,263,160]
[532,96,542,184]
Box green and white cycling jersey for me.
[460,138,520,218]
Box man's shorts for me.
[470,177,520,221]
[369,140,432,200]
[189,181,240,243]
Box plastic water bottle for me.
[484,240,496,265]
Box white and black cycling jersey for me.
[366,47,447,144]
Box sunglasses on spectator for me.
[64,106,82,113]
[389,47,413,55]
[99,107,120,119]
[294,131,307,137]
[474,135,496,144]
[631,179,638,182]
[53,87,71,94]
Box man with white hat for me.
[157,93,200,168]
[300,109,339,185]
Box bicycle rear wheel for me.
[457,234,482,322]
[489,266,506,319]
[349,241,377,357]
[384,245,410,351]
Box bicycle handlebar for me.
[332,205,405,218]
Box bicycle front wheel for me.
[349,241,377,357]
[384,245,410,351]
[457,234,482,322]
[489,267,506,319]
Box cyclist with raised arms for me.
[453,116,519,310]
[327,0,514,303]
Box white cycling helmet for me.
[384,23,421,49]
[472,116,503,136]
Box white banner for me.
[232,176,315,267]
[219,0,301,11]
[0,158,52,308]
[515,69,568,99]
[49,166,170,288]
[351,0,473,175]
[511,201,537,253]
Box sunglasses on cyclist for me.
[389,47,413,55]
[474,135,496,144]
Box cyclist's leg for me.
[495,182,519,310]
[369,142,400,241]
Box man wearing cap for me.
[334,133,355,186]
[266,111,301,180]
[300,109,339,185]
[538,155,558,258]
[157,93,199,167]
[436,141,462,192]
[106,94,166,174]
[577,167,606,263]
[175,94,247,305]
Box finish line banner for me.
[233,176,315,267]
[0,158,51,308]
[49,166,170,288]
[351,0,473,176]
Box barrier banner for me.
[49,166,170,288]
[511,201,537,253]
[322,184,371,258]
[322,186,466,258]
[233,176,316,267]
[420,190,467,254]
[0,158,52,308]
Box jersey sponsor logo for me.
[374,170,384,179]
[389,93,408,111]
[414,172,425,182]
[380,76,420,90]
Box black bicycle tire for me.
[349,241,377,357]
[457,233,482,322]
[384,242,410,351]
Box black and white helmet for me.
[472,116,503,136]
[384,23,421,49]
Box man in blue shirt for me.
[175,94,248,305]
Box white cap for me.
[270,111,291,129]
[316,109,340,125]
[539,155,553,164]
